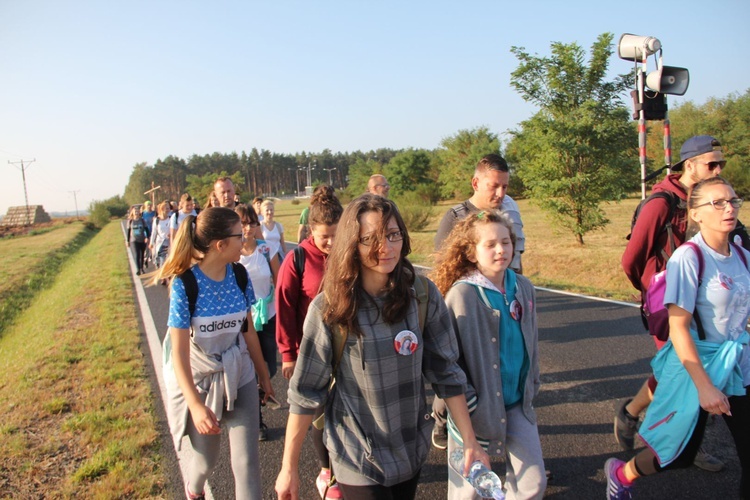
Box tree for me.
[506,33,636,244]
[646,90,750,197]
[185,171,244,207]
[435,127,500,200]
[346,158,381,198]
[384,149,433,198]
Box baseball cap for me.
[671,135,722,171]
[144,200,152,205]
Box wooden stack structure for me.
[1,205,52,226]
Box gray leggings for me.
[185,381,261,499]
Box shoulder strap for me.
[682,242,707,341]
[231,262,248,294]
[179,269,198,317]
[413,274,429,333]
[293,245,305,279]
[731,241,749,268]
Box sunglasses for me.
[696,160,727,171]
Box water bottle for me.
[449,447,505,499]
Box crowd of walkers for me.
[126,138,750,499]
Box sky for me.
[1,0,748,215]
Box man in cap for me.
[367,174,390,198]
[619,135,742,471]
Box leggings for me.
[131,241,146,271]
[311,405,330,468]
[337,470,421,500]
[185,381,261,499]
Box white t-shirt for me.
[664,232,750,384]
[262,221,284,258]
[239,240,276,319]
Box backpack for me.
[644,241,747,341]
[180,262,250,329]
[312,274,431,430]
[626,191,684,261]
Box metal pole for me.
[69,190,80,220]
[663,97,672,174]
[8,158,36,225]
[637,67,648,200]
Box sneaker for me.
[316,469,342,499]
[184,482,205,500]
[604,458,633,500]
[431,424,447,450]
[693,446,724,472]
[614,398,639,451]
[258,422,268,442]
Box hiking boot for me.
[431,424,447,450]
[316,469,342,499]
[614,398,639,451]
[258,422,268,442]
[605,458,633,500]
[184,482,205,500]
[694,447,724,472]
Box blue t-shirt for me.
[168,264,257,388]
[664,232,750,384]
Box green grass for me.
[0,222,164,498]
[0,221,95,335]
[271,196,642,301]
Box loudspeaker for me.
[618,34,661,61]
[645,66,690,95]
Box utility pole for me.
[8,158,36,226]
[68,190,80,220]
[323,167,337,187]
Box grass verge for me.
[0,222,164,497]
[0,222,95,336]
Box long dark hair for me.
[322,194,414,336]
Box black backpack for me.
[626,191,684,261]
[179,262,250,330]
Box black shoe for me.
[431,424,447,450]
[614,398,639,451]
[259,422,268,441]
[136,269,141,276]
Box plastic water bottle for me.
[449,447,505,499]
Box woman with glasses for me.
[275,194,489,500]
[605,177,750,499]
[154,207,274,500]
[236,204,280,441]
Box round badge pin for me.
[394,330,419,356]
[509,300,522,321]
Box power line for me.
[8,158,36,226]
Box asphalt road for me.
[130,244,741,499]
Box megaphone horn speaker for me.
[645,66,690,96]
[617,33,661,62]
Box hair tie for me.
[477,211,485,220]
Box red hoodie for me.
[275,237,328,362]
[622,173,687,294]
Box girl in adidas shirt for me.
[154,206,273,500]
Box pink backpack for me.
[644,241,747,341]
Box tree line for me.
[115,32,750,244]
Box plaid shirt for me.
[288,278,467,486]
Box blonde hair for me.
[429,210,516,296]
[157,201,170,219]
[151,207,240,286]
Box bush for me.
[89,196,129,228]
[290,198,301,205]
[394,192,434,232]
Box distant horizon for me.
[2,0,748,214]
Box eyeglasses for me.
[243,222,260,228]
[694,198,744,210]
[359,230,404,246]
[226,233,246,241]
[696,160,727,171]
[375,183,390,188]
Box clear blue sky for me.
[1,0,748,214]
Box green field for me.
[272,196,642,302]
